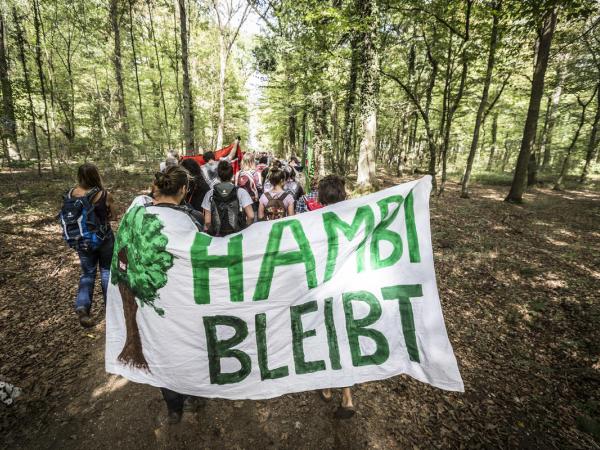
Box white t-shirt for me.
[201,184,253,212]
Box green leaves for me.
[111,205,174,315]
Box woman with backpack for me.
[258,168,295,221]
[64,163,115,328]
[235,153,261,216]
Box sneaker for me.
[76,309,94,328]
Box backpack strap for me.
[265,192,273,201]
[84,187,101,202]
[279,191,290,202]
[151,203,204,232]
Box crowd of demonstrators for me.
[60,145,356,423]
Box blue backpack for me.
[58,187,108,251]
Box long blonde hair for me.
[241,152,256,172]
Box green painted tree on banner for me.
[111,205,174,371]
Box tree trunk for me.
[312,93,329,177]
[216,33,227,150]
[13,8,42,175]
[554,89,597,190]
[172,0,183,151]
[301,110,307,167]
[147,0,172,149]
[33,0,55,175]
[289,111,297,157]
[0,12,21,161]
[109,0,130,146]
[501,136,511,172]
[356,0,379,189]
[580,82,600,183]
[342,34,360,172]
[461,0,499,198]
[179,0,195,154]
[486,112,498,171]
[506,8,557,203]
[118,283,149,370]
[128,0,146,146]
[117,247,149,371]
[541,65,565,171]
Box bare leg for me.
[320,388,332,401]
[341,387,353,408]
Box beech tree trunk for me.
[554,89,597,190]
[506,8,558,203]
[486,112,499,171]
[580,82,600,183]
[342,34,360,171]
[356,0,379,188]
[14,8,42,175]
[128,0,146,146]
[0,12,21,161]
[541,65,565,171]
[147,0,172,149]
[461,1,499,198]
[216,33,227,150]
[179,0,195,154]
[109,0,130,146]
[33,0,55,175]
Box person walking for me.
[149,165,205,424]
[61,163,115,328]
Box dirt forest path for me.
[1,169,599,449]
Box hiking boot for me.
[167,410,182,425]
[76,309,94,328]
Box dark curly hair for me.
[154,166,190,196]
[318,175,346,206]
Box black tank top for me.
[93,190,110,227]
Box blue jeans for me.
[75,234,114,312]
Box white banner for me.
[105,176,463,399]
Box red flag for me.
[180,143,243,174]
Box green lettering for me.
[191,233,244,304]
[370,195,404,269]
[343,291,390,366]
[203,315,251,384]
[324,298,342,370]
[322,206,375,282]
[290,300,326,374]
[381,284,423,363]
[253,220,317,300]
[255,313,289,380]
[404,190,421,263]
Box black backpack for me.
[210,182,245,236]
[58,187,108,251]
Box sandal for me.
[319,390,333,403]
[335,405,356,419]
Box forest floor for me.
[0,166,599,449]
